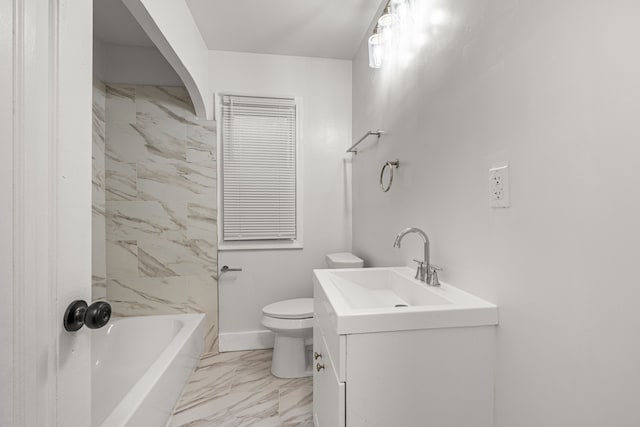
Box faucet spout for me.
[393,227,429,267]
[393,227,433,284]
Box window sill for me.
[218,240,304,251]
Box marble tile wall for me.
[92,78,107,301]
[94,82,218,353]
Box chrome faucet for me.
[393,227,440,286]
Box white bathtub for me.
[92,313,205,427]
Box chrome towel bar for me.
[347,129,385,154]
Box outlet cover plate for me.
[489,165,509,208]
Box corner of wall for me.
[122,0,211,119]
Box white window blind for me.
[220,94,298,241]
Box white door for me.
[1,0,93,426]
[0,0,15,424]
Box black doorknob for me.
[63,300,111,332]
[85,301,112,329]
[63,300,88,332]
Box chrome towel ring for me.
[380,159,399,192]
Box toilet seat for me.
[262,298,313,319]
[261,315,313,331]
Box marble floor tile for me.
[279,385,313,426]
[168,350,313,427]
[232,362,310,394]
[173,354,237,414]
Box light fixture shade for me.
[368,34,383,69]
[378,12,399,39]
[390,0,413,23]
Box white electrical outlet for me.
[489,165,509,208]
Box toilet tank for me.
[326,252,364,269]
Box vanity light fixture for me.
[377,4,399,39]
[390,0,413,24]
[368,3,395,69]
[368,28,383,69]
[367,0,414,69]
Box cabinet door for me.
[313,324,345,427]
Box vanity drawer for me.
[313,325,345,427]
[313,279,346,381]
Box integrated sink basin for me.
[313,267,498,334]
[328,269,452,309]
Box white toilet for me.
[261,252,364,378]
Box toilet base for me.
[271,334,312,379]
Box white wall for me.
[211,51,352,348]
[0,0,14,423]
[123,0,211,118]
[352,1,640,426]
[93,38,183,86]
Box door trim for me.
[7,0,93,425]
[10,0,59,425]
[12,0,57,427]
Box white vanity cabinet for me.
[312,318,345,427]
[312,269,498,427]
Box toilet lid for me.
[326,252,363,264]
[263,298,314,319]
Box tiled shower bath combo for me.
[92,80,219,353]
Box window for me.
[218,94,301,249]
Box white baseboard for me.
[219,330,275,352]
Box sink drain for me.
[394,304,409,308]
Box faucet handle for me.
[427,265,442,287]
[412,259,427,280]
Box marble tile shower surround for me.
[95,82,218,353]
[92,78,107,301]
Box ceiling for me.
[94,0,385,59]
[93,0,154,47]
[185,0,386,59]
